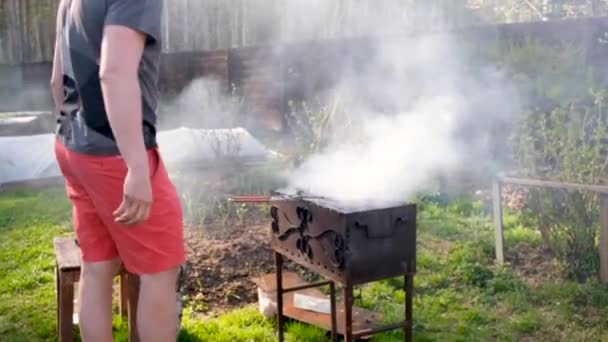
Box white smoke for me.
[282,33,519,208]
[286,97,465,208]
[158,78,242,130]
[155,3,519,209]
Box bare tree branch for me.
[521,0,547,20]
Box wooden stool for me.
[53,237,140,342]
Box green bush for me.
[446,196,484,217]
[487,269,527,294]
[494,36,592,106]
[571,280,608,308]
[447,241,494,266]
[456,263,495,288]
[510,310,542,334]
[511,88,608,281]
[501,34,608,281]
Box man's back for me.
[57,0,163,156]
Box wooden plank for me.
[500,176,608,194]
[600,195,608,283]
[252,273,382,338]
[10,0,23,64]
[492,180,505,265]
[284,293,381,338]
[53,237,81,271]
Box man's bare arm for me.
[50,36,64,112]
[99,25,149,176]
[100,25,153,225]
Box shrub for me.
[511,89,608,281]
[571,280,608,308]
[487,269,527,294]
[447,240,494,266]
[510,310,542,334]
[456,263,495,288]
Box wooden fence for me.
[493,176,608,283]
[3,17,608,130]
[0,0,60,65]
[1,0,544,65]
[158,17,608,130]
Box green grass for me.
[2,188,608,341]
[0,188,73,341]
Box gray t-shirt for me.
[56,0,163,155]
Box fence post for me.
[599,195,608,283]
[493,179,505,265]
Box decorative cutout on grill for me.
[273,206,346,269]
[271,206,279,233]
[270,194,416,285]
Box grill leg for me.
[344,284,354,342]
[275,252,285,342]
[329,281,337,342]
[405,272,413,342]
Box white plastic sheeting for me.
[0,127,278,184]
[157,127,278,167]
[0,134,59,184]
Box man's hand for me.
[113,167,153,226]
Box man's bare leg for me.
[78,258,122,342]
[137,267,180,342]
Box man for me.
[50,0,185,341]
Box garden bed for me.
[182,221,274,316]
[173,171,317,316]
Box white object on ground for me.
[0,127,278,185]
[0,111,47,125]
[293,293,331,314]
[257,287,277,319]
[0,134,59,184]
[156,127,279,167]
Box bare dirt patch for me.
[180,210,317,317]
[507,243,562,286]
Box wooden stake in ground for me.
[599,195,608,283]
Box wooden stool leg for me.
[55,267,61,340]
[58,270,74,342]
[127,274,141,342]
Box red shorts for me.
[54,139,185,275]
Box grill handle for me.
[353,216,408,239]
